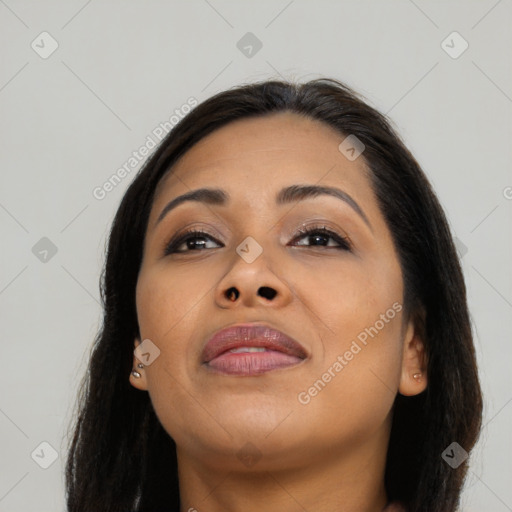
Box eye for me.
[164,229,223,254]
[163,225,351,255]
[291,225,351,250]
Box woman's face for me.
[131,112,426,471]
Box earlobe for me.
[129,339,149,391]
[399,368,427,396]
[398,312,428,397]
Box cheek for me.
[304,250,404,348]
[135,266,226,442]
[297,313,404,443]
[135,266,210,389]
[298,252,404,418]
[136,264,216,339]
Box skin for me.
[130,111,428,512]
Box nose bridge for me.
[214,231,292,308]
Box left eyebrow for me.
[155,184,372,231]
[276,184,372,231]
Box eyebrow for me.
[155,184,372,230]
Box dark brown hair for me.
[65,78,483,512]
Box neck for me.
[177,420,391,512]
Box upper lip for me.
[201,323,308,363]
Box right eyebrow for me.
[156,188,228,226]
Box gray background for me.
[1,1,511,510]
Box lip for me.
[201,323,308,376]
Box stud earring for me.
[413,372,422,382]
[131,361,145,378]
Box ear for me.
[398,308,428,396]
[129,338,148,391]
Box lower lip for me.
[205,350,303,375]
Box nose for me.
[214,246,293,309]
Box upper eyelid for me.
[293,226,352,248]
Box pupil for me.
[189,237,206,249]
[311,234,327,245]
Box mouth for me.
[201,323,308,376]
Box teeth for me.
[228,347,267,353]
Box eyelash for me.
[164,225,352,255]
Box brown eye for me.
[292,226,351,250]
[164,230,223,254]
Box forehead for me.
[152,112,376,215]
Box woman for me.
[65,78,483,511]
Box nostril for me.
[258,286,277,300]
[226,287,239,301]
